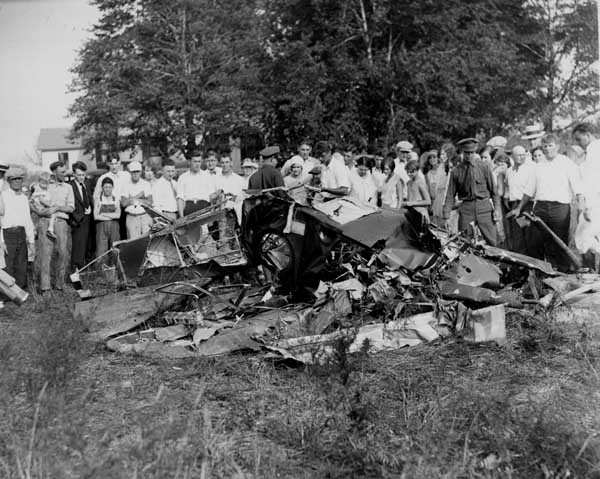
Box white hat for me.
[521,124,545,140]
[486,136,507,148]
[128,160,142,172]
[241,158,258,169]
[395,140,414,152]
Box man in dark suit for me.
[69,161,94,271]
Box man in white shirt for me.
[177,152,211,217]
[94,155,130,200]
[573,122,600,270]
[0,167,35,289]
[504,145,535,254]
[310,141,350,198]
[121,161,153,239]
[215,154,245,246]
[508,134,584,271]
[349,157,377,206]
[217,154,245,200]
[205,151,223,195]
[151,160,178,221]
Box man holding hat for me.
[121,160,153,239]
[0,167,35,289]
[248,146,285,191]
[443,138,501,246]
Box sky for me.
[0,0,98,165]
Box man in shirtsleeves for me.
[442,138,501,246]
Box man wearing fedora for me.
[443,138,501,246]
[0,167,35,289]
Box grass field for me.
[1,292,600,478]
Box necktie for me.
[464,163,473,199]
[81,182,89,209]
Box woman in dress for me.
[378,158,404,210]
[425,150,447,226]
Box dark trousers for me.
[458,199,497,246]
[71,214,90,271]
[3,227,27,289]
[505,200,528,254]
[528,201,571,272]
[183,200,210,216]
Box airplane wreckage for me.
[70,191,600,363]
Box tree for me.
[523,0,598,131]
[257,0,549,151]
[70,0,264,158]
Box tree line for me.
[69,0,599,157]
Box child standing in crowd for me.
[31,172,57,240]
[93,177,121,257]
[404,160,431,221]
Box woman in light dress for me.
[377,157,404,210]
[424,150,447,226]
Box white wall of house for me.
[40,149,96,172]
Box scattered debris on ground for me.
[73,194,600,363]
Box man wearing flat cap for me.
[0,167,35,289]
[249,146,285,191]
[443,138,501,246]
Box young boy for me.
[404,160,431,222]
[93,177,121,257]
[31,172,57,240]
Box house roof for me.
[37,128,82,151]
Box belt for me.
[535,200,568,205]
[162,210,177,214]
[2,226,24,232]
[127,212,147,217]
[460,197,490,203]
[185,199,206,204]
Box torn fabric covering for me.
[481,245,556,276]
[312,198,378,225]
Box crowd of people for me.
[1,122,599,298]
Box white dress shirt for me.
[121,178,151,215]
[218,171,245,198]
[176,170,212,202]
[152,176,178,213]
[505,160,535,202]
[322,154,351,191]
[1,189,35,242]
[350,173,378,206]
[524,154,582,204]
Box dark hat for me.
[0,164,9,172]
[309,166,322,175]
[101,177,114,186]
[457,138,478,153]
[259,146,280,158]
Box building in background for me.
[37,128,96,172]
